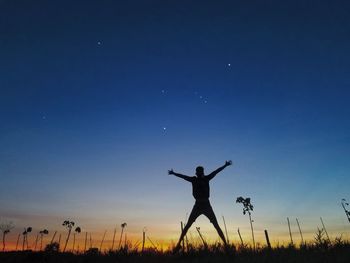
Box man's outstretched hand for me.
[168,169,175,175]
[225,160,233,166]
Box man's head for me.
[196,166,204,177]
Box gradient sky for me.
[1,0,350,249]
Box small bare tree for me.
[236,196,255,250]
[62,220,80,252]
[39,229,49,251]
[22,227,32,251]
[0,221,14,251]
[72,227,81,252]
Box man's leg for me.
[205,205,227,245]
[174,205,200,251]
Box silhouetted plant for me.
[111,226,117,251]
[320,217,331,243]
[314,227,330,249]
[296,218,304,246]
[15,233,20,250]
[237,228,244,247]
[50,231,57,245]
[142,227,146,252]
[236,196,255,250]
[44,241,60,253]
[22,227,32,250]
[119,223,127,249]
[100,230,107,252]
[341,199,350,223]
[0,220,14,251]
[86,247,99,255]
[287,217,294,245]
[39,229,49,251]
[72,227,81,252]
[333,235,345,248]
[34,233,39,251]
[62,220,79,252]
[329,240,346,250]
[83,232,88,252]
[195,227,207,248]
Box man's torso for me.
[190,176,210,200]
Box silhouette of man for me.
[168,160,232,251]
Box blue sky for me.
[1,0,350,248]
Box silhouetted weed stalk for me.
[341,198,350,222]
[0,221,14,251]
[22,227,32,251]
[62,220,80,252]
[119,223,127,249]
[72,227,81,252]
[195,227,207,248]
[111,226,117,251]
[236,196,255,250]
[34,229,48,251]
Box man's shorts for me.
[188,199,218,223]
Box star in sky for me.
[193,92,208,104]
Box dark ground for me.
[1,244,350,263]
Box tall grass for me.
[1,240,350,263]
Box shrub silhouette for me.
[314,228,330,249]
[86,247,99,255]
[44,241,60,253]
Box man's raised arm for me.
[168,169,192,182]
[207,160,232,180]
